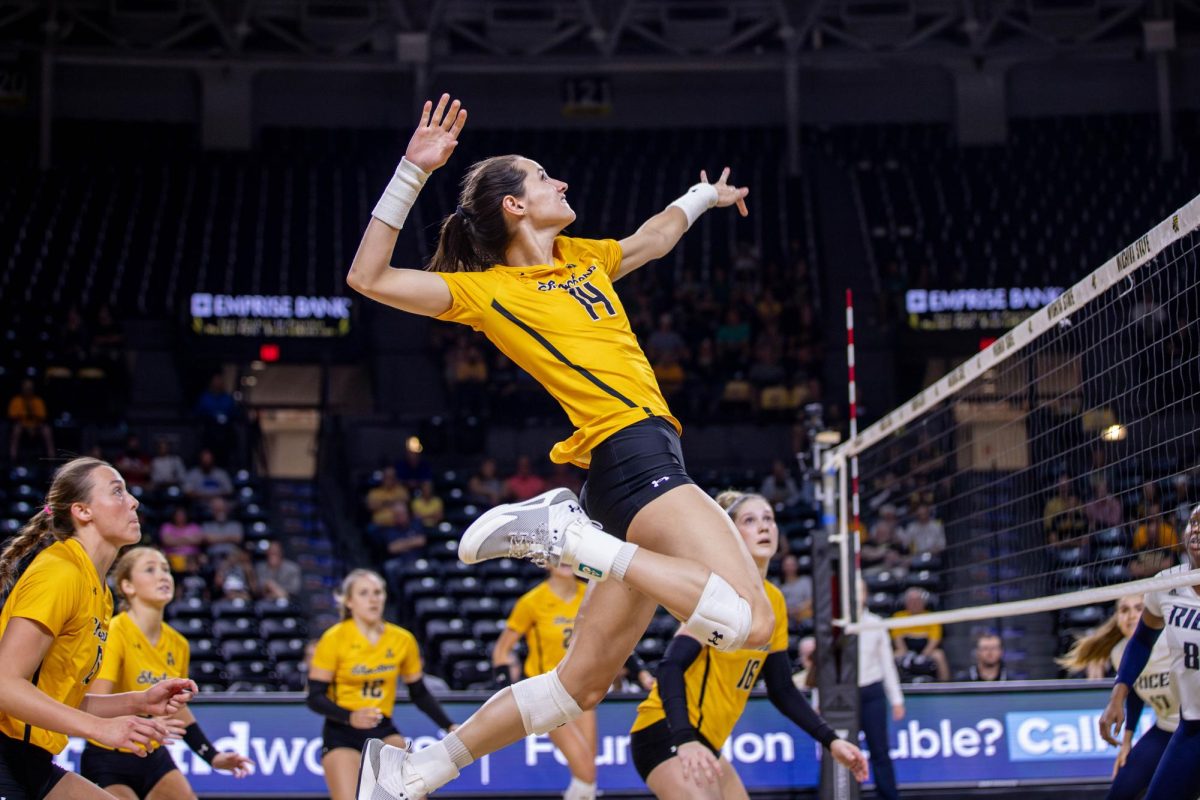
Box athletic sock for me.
[563,776,597,800]
[611,542,639,581]
[443,731,475,770]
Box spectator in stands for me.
[381,503,429,596]
[503,454,547,502]
[113,434,151,490]
[760,459,803,509]
[257,541,302,601]
[91,304,128,411]
[57,307,92,367]
[194,373,239,464]
[891,588,950,682]
[646,313,689,365]
[467,458,504,506]
[792,636,816,689]
[1135,479,1163,522]
[1130,502,1179,578]
[1084,477,1123,532]
[955,632,1009,682]
[150,437,187,488]
[395,438,434,491]
[201,496,244,560]
[410,480,445,528]
[7,378,55,462]
[1043,474,1087,548]
[183,448,234,508]
[366,466,411,550]
[863,504,909,575]
[715,308,752,369]
[900,501,945,556]
[777,553,813,622]
[446,337,489,417]
[215,548,259,601]
[1172,473,1194,532]
[651,351,685,400]
[159,505,204,574]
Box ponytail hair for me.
[428,155,527,273]
[334,568,387,621]
[1056,612,1126,672]
[0,456,111,605]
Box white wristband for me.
[668,183,719,229]
[372,158,430,230]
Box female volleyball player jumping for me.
[629,491,867,798]
[1101,504,1200,800]
[492,564,596,800]
[0,457,196,800]
[348,94,776,800]
[1063,594,1177,800]
[80,546,255,799]
[307,570,456,800]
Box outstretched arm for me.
[614,167,749,281]
[346,94,467,317]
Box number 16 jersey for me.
[310,620,422,718]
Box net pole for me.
[846,290,862,535]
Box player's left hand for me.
[700,167,749,217]
[141,678,198,716]
[213,751,256,778]
[637,670,655,691]
[830,740,870,782]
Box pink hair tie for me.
[43,504,51,516]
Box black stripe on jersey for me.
[694,650,713,737]
[24,663,42,743]
[491,299,654,417]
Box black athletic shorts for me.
[629,719,721,782]
[0,733,69,800]
[321,718,401,757]
[580,417,695,540]
[80,743,178,798]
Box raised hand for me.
[830,740,870,781]
[213,750,256,778]
[405,94,468,173]
[700,167,749,217]
[142,677,197,716]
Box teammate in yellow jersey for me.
[349,94,778,800]
[491,565,596,800]
[0,457,195,800]
[81,547,254,799]
[307,570,457,800]
[630,491,867,798]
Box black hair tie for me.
[455,204,472,221]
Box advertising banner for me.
[52,683,1144,796]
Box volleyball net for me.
[826,193,1200,637]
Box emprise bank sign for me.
[52,684,1143,795]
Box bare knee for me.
[561,672,612,712]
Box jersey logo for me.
[707,630,724,647]
[166,652,175,667]
[651,476,671,489]
[385,649,395,659]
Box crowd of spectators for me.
[433,245,825,426]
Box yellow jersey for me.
[504,580,586,677]
[631,581,789,748]
[310,620,422,718]
[0,538,112,754]
[87,612,190,751]
[890,610,943,645]
[436,236,680,467]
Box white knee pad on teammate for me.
[684,572,752,652]
[511,670,583,735]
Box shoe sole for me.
[356,738,382,800]
[458,488,578,564]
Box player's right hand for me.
[405,94,467,174]
[349,708,384,729]
[1111,735,1132,778]
[91,715,177,756]
[675,740,721,787]
[1098,686,1127,746]
[491,665,512,689]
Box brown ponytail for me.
[0,456,111,604]
[1056,613,1126,672]
[428,155,527,273]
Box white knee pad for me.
[511,670,583,735]
[684,572,752,652]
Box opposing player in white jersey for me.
[1063,595,1177,799]
[1101,503,1200,800]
